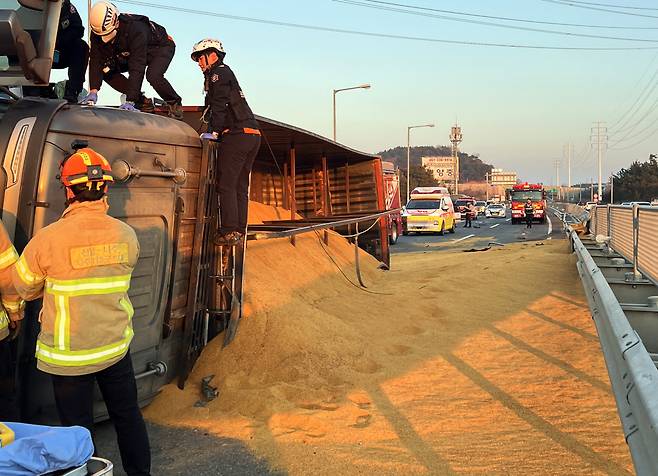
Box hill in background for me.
[377,145,493,182]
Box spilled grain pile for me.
[146,204,632,475]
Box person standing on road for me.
[191,38,261,246]
[524,198,534,229]
[11,145,150,476]
[464,203,475,228]
[52,0,89,103]
[82,1,183,119]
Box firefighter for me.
[11,146,150,476]
[191,39,261,245]
[81,1,182,119]
[52,0,89,103]
[524,198,534,229]
[464,203,475,228]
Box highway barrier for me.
[572,209,658,475]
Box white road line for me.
[490,224,500,229]
[505,218,511,222]
[547,214,553,235]
[453,234,475,243]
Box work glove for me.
[7,320,21,341]
[120,101,139,112]
[200,132,219,141]
[79,92,97,105]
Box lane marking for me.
[453,234,475,243]
[490,224,500,229]
[505,218,511,222]
[547,214,553,235]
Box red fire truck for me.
[510,183,547,224]
[383,161,403,244]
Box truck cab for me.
[510,183,547,224]
[402,187,455,235]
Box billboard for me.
[421,156,455,183]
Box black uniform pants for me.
[51,353,151,476]
[53,38,89,101]
[217,133,261,234]
[526,214,533,228]
[464,214,472,228]
[104,44,181,104]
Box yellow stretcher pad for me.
[0,422,14,447]
[70,243,130,269]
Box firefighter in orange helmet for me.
[11,144,150,476]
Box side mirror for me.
[442,205,449,211]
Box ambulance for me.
[402,187,456,235]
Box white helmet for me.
[90,1,119,42]
[191,39,225,61]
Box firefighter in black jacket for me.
[191,39,261,246]
[53,0,89,103]
[82,1,182,118]
[524,198,534,229]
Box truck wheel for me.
[511,218,518,224]
[389,225,399,244]
[402,229,408,236]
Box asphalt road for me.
[392,208,564,255]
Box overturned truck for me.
[0,0,392,424]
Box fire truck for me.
[510,183,547,224]
[382,161,402,244]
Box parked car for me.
[584,201,597,211]
[475,201,487,215]
[453,197,476,220]
[485,203,506,218]
[620,201,651,206]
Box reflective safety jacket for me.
[0,221,24,341]
[11,199,140,376]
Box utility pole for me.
[485,172,489,200]
[406,123,435,203]
[450,124,463,194]
[591,122,608,202]
[554,160,561,200]
[591,177,594,201]
[610,175,614,204]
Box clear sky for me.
[53,0,658,185]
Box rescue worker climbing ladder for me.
[11,145,151,476]
[192,38,261,245]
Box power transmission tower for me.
[450,125,463,194]
[590,122,608,202]
[563,143,572,188]
[554,159,561,200]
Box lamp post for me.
[332,83,371,142]
[406,123,435,203]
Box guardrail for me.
[591,205,658,285]
[572,230,658,475]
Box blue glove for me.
[120,101,139,112]
[79,92,97,105]
[200,132,219,140]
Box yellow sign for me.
[70,243,129,269]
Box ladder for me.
[177,142,247,388]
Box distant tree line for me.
[608,155,658,203]
[377,145,493,183]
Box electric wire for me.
[550,0,658,11]
[113,0,658,50]
[608,52,658,130]
[541,0,658,19]
[609,90,658,138]
[337,0,658,42]
[359,0,658,29]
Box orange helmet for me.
[60,147,114,200]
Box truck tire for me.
[511,218,518,224]
[389,225,399,245]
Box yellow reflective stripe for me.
[119,297,134,320]
[1,298,24,313]
[54,294,70,350]
[0,246,18,270]
[16,255,43,285]
[0,310,8,331]
[45,275,131,297]
[36,327,133,367]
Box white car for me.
[485,203,506,218]
[584,201,597,211]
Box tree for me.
[400,165,439,201]
[378,145,493,182]
[612,156,658,202]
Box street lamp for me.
[333,83,371,142]
[407,124,435,203]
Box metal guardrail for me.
[572,230,658,475]
[591,205,658,286]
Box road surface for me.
[392,209,563,254]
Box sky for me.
[50,0,658,185]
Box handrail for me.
[572,230,658,475]
[247,208,400,240]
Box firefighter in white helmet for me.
[81,1,182,119]
[11,144,150,476]
[191,39,261,245]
